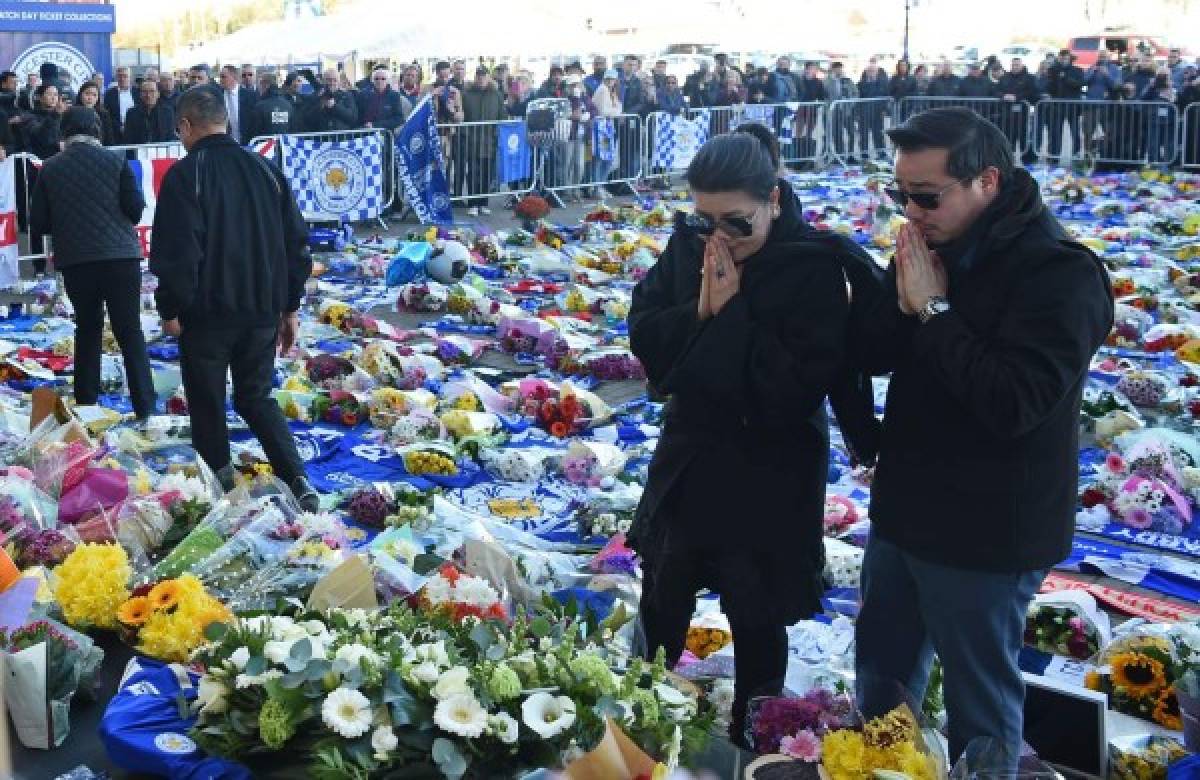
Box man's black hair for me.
[686,126,777,201]
[434,61,450,72]
[190,64,211,74]
[0,71,16,83]
[886,106,1014,185]
[178,86,228,127]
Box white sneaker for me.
[480,207,492,215]
[467,207,480,217]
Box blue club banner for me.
[281,133,386,222]
[394,95,453,225]
[0,2,115,34]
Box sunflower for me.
[1153,686,1183,731]
[148,580,183,611]
[1084,670,1103,691]
[117,596,152,626]
[1109,652,1167,698]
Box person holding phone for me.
[627,126,851,748]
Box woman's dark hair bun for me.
[686,124,779,201]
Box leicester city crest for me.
[310,146,367,215]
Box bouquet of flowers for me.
[2,619,104,749]
[368,387,437,429]
[1085,622,1199,731]
[1024,591,1111,661]
[116,574,230,662]
[305,354,375,394]
[360,342,443,392]
[311,391,369,428]
[417,562,509,623]
[559,441,627,488]
[389,409,448,448]
[1084,442,1195,534]
[318,300,354,332]
[557,347,646,382]
[52,541,132,631]
[401,442,461,477]
[823,495,861,537]
[1109,736,1190,780]
[397,281,450,312]
[744,688,856,756]
[820,705,942,779]
[0,476,72,569]
[515,193,551,221]
[190,604,712,778]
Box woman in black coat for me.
[75,82,116,145]
[628,130,849,746]
[890,60,919,100]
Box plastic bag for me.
[58,467,129,526]
[1024,590,1112,661]
[385,241,433,286]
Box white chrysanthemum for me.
[410,661,441,685]
[235,669,283,689]
[371,725,398,761]
[407,641,450,668]
[321,687,374,739]
[300,619,329,636]
[433,693,488,738]
[433,666,472,701]
[228,646,250,671]
[335,643,382,671]
[158,473,209,504]
[453,575,499,608]
[196,677,229,715]
[521,692,576,739]
[489,712,519,744]
[269,616,299,639]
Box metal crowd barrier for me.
[1033,99,1179,167]
[436,119,538,208]
[825,98,895,166]
[1185,103,1200,169]
[10,152,48,270]
[106,141,187,161]
[897,96,1036,158]
[248,128,396,224]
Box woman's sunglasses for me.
[675,209,756,238]
[884,178,968,211]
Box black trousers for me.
[179,324,305,485]
[60,259,156,418]
[639,544,789,748]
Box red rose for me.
[550,421,569,438]
[1080,488,1108,508]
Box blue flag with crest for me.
[394,96,453,224]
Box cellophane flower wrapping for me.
[1087,620,1200,730]
[1024,590,1111,661]
[1,618,104,749]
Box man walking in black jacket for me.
[856,108,1113,765]
[150,89,319,511]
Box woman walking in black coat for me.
[628,129,850,746]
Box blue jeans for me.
[855,534,1047,762]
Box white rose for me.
[196,676,229,715]
[228,646,250,671]
[371,725,398,761]
[264,640,293,665]
[433,666,472,701]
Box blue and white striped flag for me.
[282,133,385,222]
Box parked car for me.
[1068,33,1170,67]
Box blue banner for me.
[496,122,531,184]
[393,95,452,225]
[0,2,115,33]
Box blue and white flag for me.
[394,96,453,225]
[497,122,532,184]
[651,111,707,169]
[592,117,618,162]
[281,133,385,222]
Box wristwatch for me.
[917,296,951,324]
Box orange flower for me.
[550,421,569,438]
[559,395,580,418]
[147,580,182,611]
[117,596,152,626]
[438,563,461,585]
[1153,686,1183,731]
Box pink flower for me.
[1105,453,1128,474]
[779,729,822,762]
[1068,617,1086,634]
[1125,508,1153,529]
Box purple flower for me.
[17,529,75,568]
[345,487,391,528]
[1067,633,1095,660]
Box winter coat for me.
[1084,63,1122,101]
[889,74,919,100]
[122,102,176,145]
[356,86,410,131]
[858,69,890,99]
[862,168,1114,572]
[627,179,850,625]
[926,74,962,97]
[304,89,358,132]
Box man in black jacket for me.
[356,67,409,131]
[149,88,319,512]
[122,81,175,144]
[217,64,257,144]
[304,68,358,132]
[1043,49,1085,162]
[252,72,301,136]
[856,108,1112,765]
[30,107,156,419]
[103,66,138,142]
[997,58,1039,161]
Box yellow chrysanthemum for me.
[53,543,131,630]
[822,730,868,780]
[1110,652,1167,699]
[132,576,228,662]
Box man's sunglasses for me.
[675,208,757,238]
[884,178,968,211]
